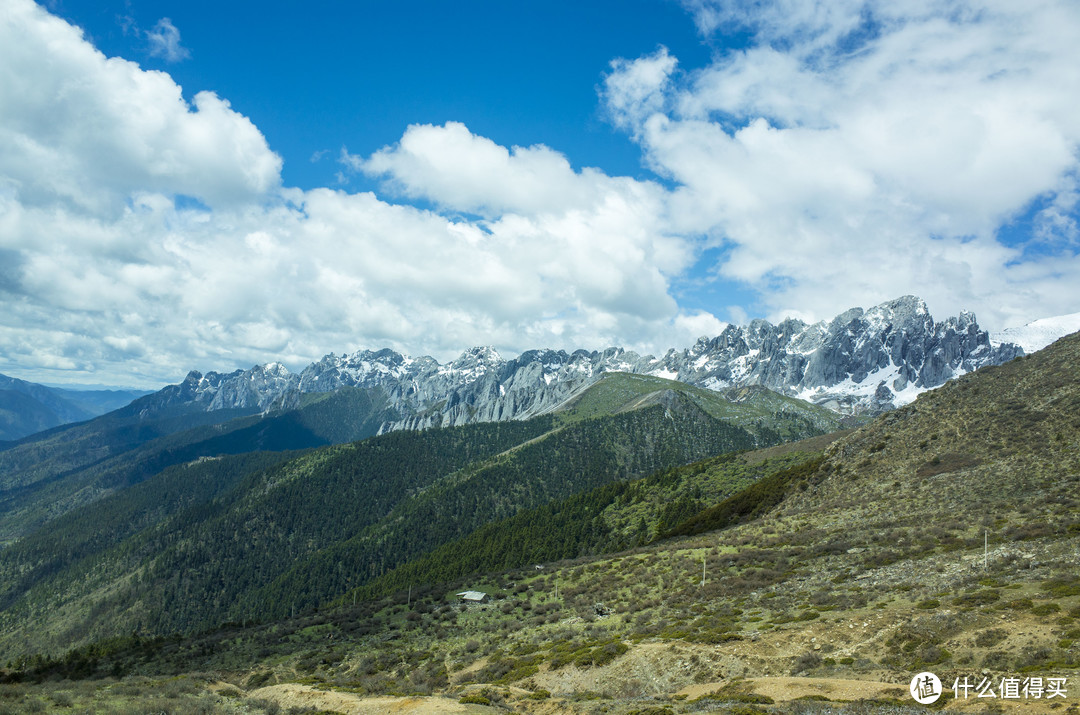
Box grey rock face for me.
[141,295,1023,428]
[654,296,1021,413]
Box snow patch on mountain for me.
[991,312,1080,354]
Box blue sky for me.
[2,0,1080,388]
[52,1,712,189]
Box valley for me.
[0,325,1078,712]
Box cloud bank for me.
[0,0,717,387]
[1,0,1078,388]
[613,0,1080,326]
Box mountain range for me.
[0,371,843,655]
[6,296,1074,447]
[0,293,1070,656]
[129,296,1028,438]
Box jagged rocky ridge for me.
[136,296,1024,429]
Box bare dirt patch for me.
[249,683,500,714]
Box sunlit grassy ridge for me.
[555,372,846,438]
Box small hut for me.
[456,590,488,603]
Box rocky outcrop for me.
[133,296,1025,428]
[653,296,1022,413]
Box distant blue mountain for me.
[0,373,149,441]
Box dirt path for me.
[678,675,903,702]
[248,683,498,714]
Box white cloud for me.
[0,180,708,386]
[0,0,280,214]
[350,121,668,221]
[4,0,1079,390]
[602,47,678,134]
[610,0,1080,330]
[146,18,190,63]
[680,0,867,55]
[0,2,711,387]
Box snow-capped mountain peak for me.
[141,296,1044,427]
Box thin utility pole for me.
[984,530,988,570]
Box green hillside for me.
[3,336,1075,713]
[553,372,846,438]
[0,417,554,654]
[0,377,834,658]
[351,432,844,603]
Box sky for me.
[2,0,1079,389]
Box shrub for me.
[1017,646,1053,670]
[1044,576,1080,597]
[791,651,822,674]
[1032,603,1062,617]
[975,629,1007,648]
[953,590,1000,608]
[49,692,74,708]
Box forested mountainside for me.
[0,387,401,544]
[0,373,840,656]
[0,295,1025,551]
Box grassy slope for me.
[11,336,1077,712]
[554,372,845,439]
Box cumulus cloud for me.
[4,0,1079,390]
[146,18,190,63]
[0,0,709,387]
[602,48,678,133]
[348,121,669,221]
[1,177,704,385]
[612,0,1080,329]
[0,0,280,214]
